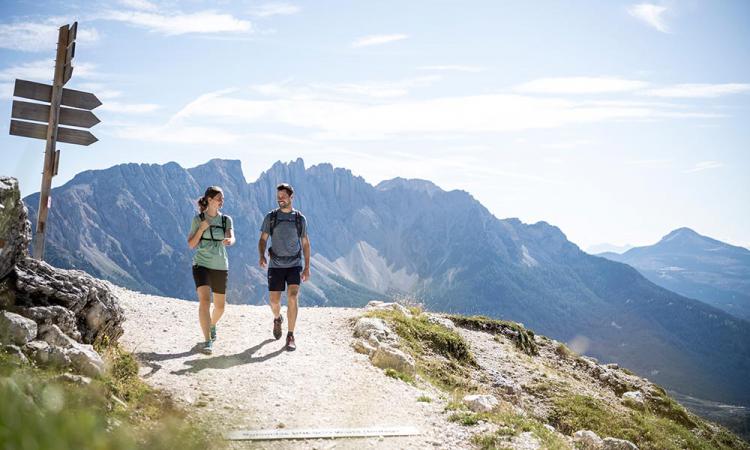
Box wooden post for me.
[32,25,69,260]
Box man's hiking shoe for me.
[210,325,217,342]
[285,333,296,351]
[202,340,213,355]
[273,316,283,340]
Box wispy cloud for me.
[102,10,252,35]
[684,161,724,173]
[118,0,158,11]
[418,65,485,73]
[249,3,301,18]
[250,76,442,100]
[628,3,669,33]
[113,123,240,144]
[167,83,716,139]
[626,158,673,168]
[644,83,750,98]
[0,21,100,52]
[515,77,649,94]
[351,34,408,48]
[99,101,160,113]
[0,59,99,84]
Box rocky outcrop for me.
[352,307,416,376]
[0,177,123,378]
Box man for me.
[258,183,311,351]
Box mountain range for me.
[21,158,750,406]
[599,228,750,322]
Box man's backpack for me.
[269,209,303,239]
[268,209,304,259]
[199,212,228,242]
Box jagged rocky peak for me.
[189,158,247,184]
[375,177,443,196]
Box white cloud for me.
[249,3,301,18]
[0,59,99,83]
[418,65,485,73]
[249,76,442,101]
[103,10,252,35]
[99,101,160,113]
[168,85,715,139]
[628,3,669,33]
[0,21,100,52]
[351,34,408,48]
[118,0,158,11]
[515,77,649,94]
[684,161,723,173]
[644,83,750,98]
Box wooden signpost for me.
[8,22,101,260]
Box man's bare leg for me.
[269,291,282,318]
[287,285,299,332]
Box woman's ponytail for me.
[197,196,209,212]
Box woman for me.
[187,186,235,354]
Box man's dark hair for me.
[277,183,294,196]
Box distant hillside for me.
[599,228,750,321]
[22,159,750,407]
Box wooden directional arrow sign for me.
[12,100,100,128]
[14,79,102,110]
[10,120,98,146]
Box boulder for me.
[0,177,31,280]
[370,345,416,376]
[365,301,412,317]
[426,314,457,331]
[3,344,29,365]
[622,391,644,405]
[463,394,499,412]
[602,437,639,450]
[0,311,37,345]
[14,306,81,342]
[573,430,604,450]
[352,338,376,356]
[354,317,392,342]
[66,343,105,378]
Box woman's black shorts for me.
[267,266,302,292]
[192,265,228,294]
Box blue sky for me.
[1,0,748,251]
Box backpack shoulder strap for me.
[269,209,279,235]
[293,210,303,239]
[221,214,227,232]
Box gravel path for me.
[115,287,475,449]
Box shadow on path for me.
[135,343,203,378]
[171,339,285,375]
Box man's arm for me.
[301,235,311,281]
[258,232,269,268]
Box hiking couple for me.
[186,183,310,355]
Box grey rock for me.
[426,314,457,331]
[0,311,37,345]
[14,306,81,342]
[463,394,499,412]
[353,317,392,343]
[622,391,644,405]
[25,340,52,365]
[0,177,31,279]
[573,430,604,450]
[39,324,77,348]
[370,345,415,376]
[603,437,639,450]
[66,343,105,378]
[351,338,376,356]
[54,373,92,386]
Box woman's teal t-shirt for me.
[190,213,233,271]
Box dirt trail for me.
[115,287,476,449]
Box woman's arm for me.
[187,219,209,249]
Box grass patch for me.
[364,309,477,392]
[365,309,475,364]
[448,315,538,356]
[384,368,414,383]
[0,346,218,450]
[469,406,570,450]
[549,393,748,450]
[417,395,432,403]
[449,411,481,426]
[555,342,575,359]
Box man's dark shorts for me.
[268,266,302,292]
[192,265,228,294]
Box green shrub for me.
[448,315,538,356]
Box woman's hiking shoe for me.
[285,333,296,351]
[273,316,283,340]
[210,325,217,341]
[202,340,213,355]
